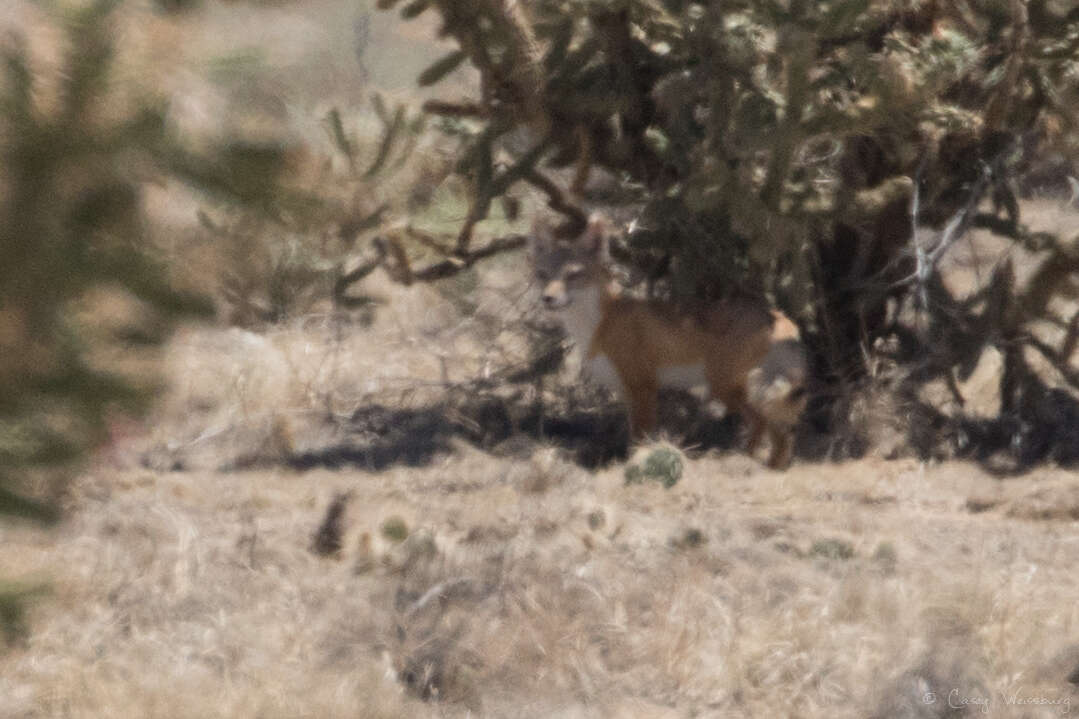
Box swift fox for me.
[531,214,808,468]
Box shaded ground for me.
[283,386,751,473]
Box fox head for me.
[530,214,609,310]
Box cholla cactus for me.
[390,0,1079,466]
[0,0,263,639]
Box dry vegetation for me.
[4,203,1079,717]
[3,2,1079,717]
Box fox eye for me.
[535,270,550,282]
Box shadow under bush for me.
[286,384,752,472]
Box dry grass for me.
[4,234,1079,718]
[137,258,538,473]
[2,441,1079,717]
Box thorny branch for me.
[896,151,999,312]
[333,231,529,304]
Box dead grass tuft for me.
[311,491,353,556]
[1005,482,1079,521]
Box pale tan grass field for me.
[4,235,1079,718]
[2,445,1078,717]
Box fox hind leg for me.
[711,384,766,457]
[623,378,658,442]
[745,411,767,458]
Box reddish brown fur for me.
[533,215,808,468]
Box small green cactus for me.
[810,538,855,561]
[624,447,683,488]
[380,515,410,543]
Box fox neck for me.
[555,282,612,358]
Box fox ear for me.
[582,212,609,258]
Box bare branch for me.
[927,175,989,265]
[1061,309,1079,363]
[523,169,587,237]
[422,100,488,118]
[403,225,455,257]
[456,137,551,253]
[454,197,490,254]
[1025,335,1079,389]
[333,240,387,307]
[379,236,414,285]
[895,156,996,306]
[412,234,527,281]
[338,203,389,246]
[465,233,528,261]
[908,152,928,309]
